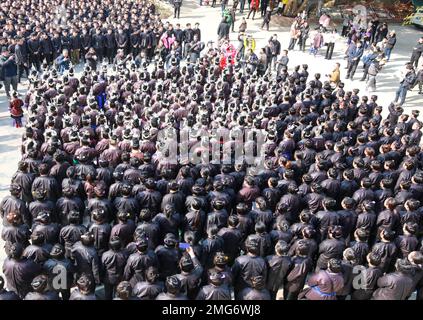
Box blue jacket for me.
[56,54,70,74]
[0,56,18,79]
[348,47,364,61]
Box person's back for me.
[196,283,231,300]
[303,259,344,300]
[372,271,414,300]
[231,238,267,295]
[133,280,164,300]
[3,244,42,298]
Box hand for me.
[186,246,195,258]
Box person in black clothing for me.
[80,29,92,63]
[27,33,41,71]
[51,32,62,61]
[70,30,81,66]
[130,30,140,59]
[14,37,29,82]
[105,28,117,64]
[116,28,128,56]
[61,29,71,52]
[92,29,105,63]
[39,33,53,66]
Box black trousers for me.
[325,43,335,59]
[262,20,270,30]
[174,6,181,18]
[247,8,257,19]
[17,63,29,82]
[411,53,421,69]
[239,0,245,12]
[42,53,53,65]
[361,63,370,80]
[29,54,41,71]
[299,38,307,51]
[104,283,116,300]
[106,47,115,64]
[288,38,297,50]
[131,47,140,59]
[260,5,267,16]
[347,60,359,78]
[95,48,104,62]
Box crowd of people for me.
[1,0,423,302]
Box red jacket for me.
[10,99,24,117]
[250,0,259,10]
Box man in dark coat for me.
[231,236,267,298]
[2,243,42,298]
[43,244,75,300]
[265,240,292,299]
[372,258,415,300]
[124,237,159,286]
[70,232,101,285]
[101,236,128,300]
[196,272,231,300]
[155,275,188,300]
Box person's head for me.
[116,281,132,300]
[145,266,159,283]
[328,225,343,239]
[395,258,414,274]
[367,251,381,267]
[9,243,23,260]
[302,226,316,240]
[50,243,65,259]
[327,258,342,273]
[380,228,395,242]
[408,251,423,266]
[245,236,260,256]
[164,233,178,248]
[213,251,229,269]
[165,275,182,295]
[295,240,310,257]
[275,240,289,256]
[76,274,94,294]
[403,222,418,236]
[354,227,369,242]
[179,254,194,273]
[31,275,49,293]
[81,232,95,246]
[343,248,357,264]
[254,221,266,235]
[109,236,122,251]
[31,231,45,246]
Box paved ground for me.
[0,0,422,283]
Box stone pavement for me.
[0,0,422,280]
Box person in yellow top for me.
[277,0,289,16]
[243,34,256,56]
[328,62,341,85]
